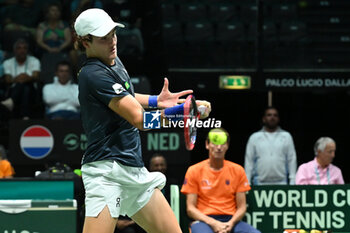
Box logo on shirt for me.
[143,110,161,129]
[201,179,212,189]
[124,81,130,90]
[183,178,188,185]
[225,179,230,185]
[112,83,126,94]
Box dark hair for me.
[44,2,62,19]
[55,60,71,71]
[74,34,93,52]
[263,106,279,116]
[13,38,28,51]
[149,153,166,165]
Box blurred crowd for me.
[0,0,152,122]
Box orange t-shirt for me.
[0,160,15,178]
[181,159,250,215]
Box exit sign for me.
[219,75,251,90]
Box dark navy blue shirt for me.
[78,57,143,167]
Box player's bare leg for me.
[131,188,182,233]
[83,205,117,233]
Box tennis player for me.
[74,8,210,233]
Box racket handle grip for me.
[164,103,184,121]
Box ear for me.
[82,40,90,49]
[225,142,229,149]
[205,140,209,150]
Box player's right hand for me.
[157,77,193,108]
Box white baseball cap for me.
[74,8,125,37]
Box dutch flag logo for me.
[20,125,54,159]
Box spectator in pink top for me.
[296,137,344,185]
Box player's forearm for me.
[109,95,145,130]
[135,93,151,108]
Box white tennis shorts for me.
[81,160,166,218]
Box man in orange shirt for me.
[0,145,14,178]
[181,128,260,233]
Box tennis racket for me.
[183,95,199,151]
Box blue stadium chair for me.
[162,21,184,46]
[162,21,185,67]
[161,2,178,21]
[272,20,310,68]
[215,20,247,68]
[207,2,238,23]
[216,20,245,45]
[239,2,258,22]
[179,3,207,22]
[184,20,214,45]
[246,20,278,43]
[270,3,297,21]
[182,20,215,67]
[278,21,307,43]
[239,1,269,23]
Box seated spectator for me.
[149,153,167,174]
[296,137,344,185]
[0,145,15,178]
[181,128,261,233]
[149,153,178,202]
[42,61,80,120]
[3,38,40,119]
[36,2,72,56]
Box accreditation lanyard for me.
[315,165,330,184]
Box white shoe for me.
[1,98,14,111]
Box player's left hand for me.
[177,99,211,119]
[196,100,211,119]
[157,77,193,108]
